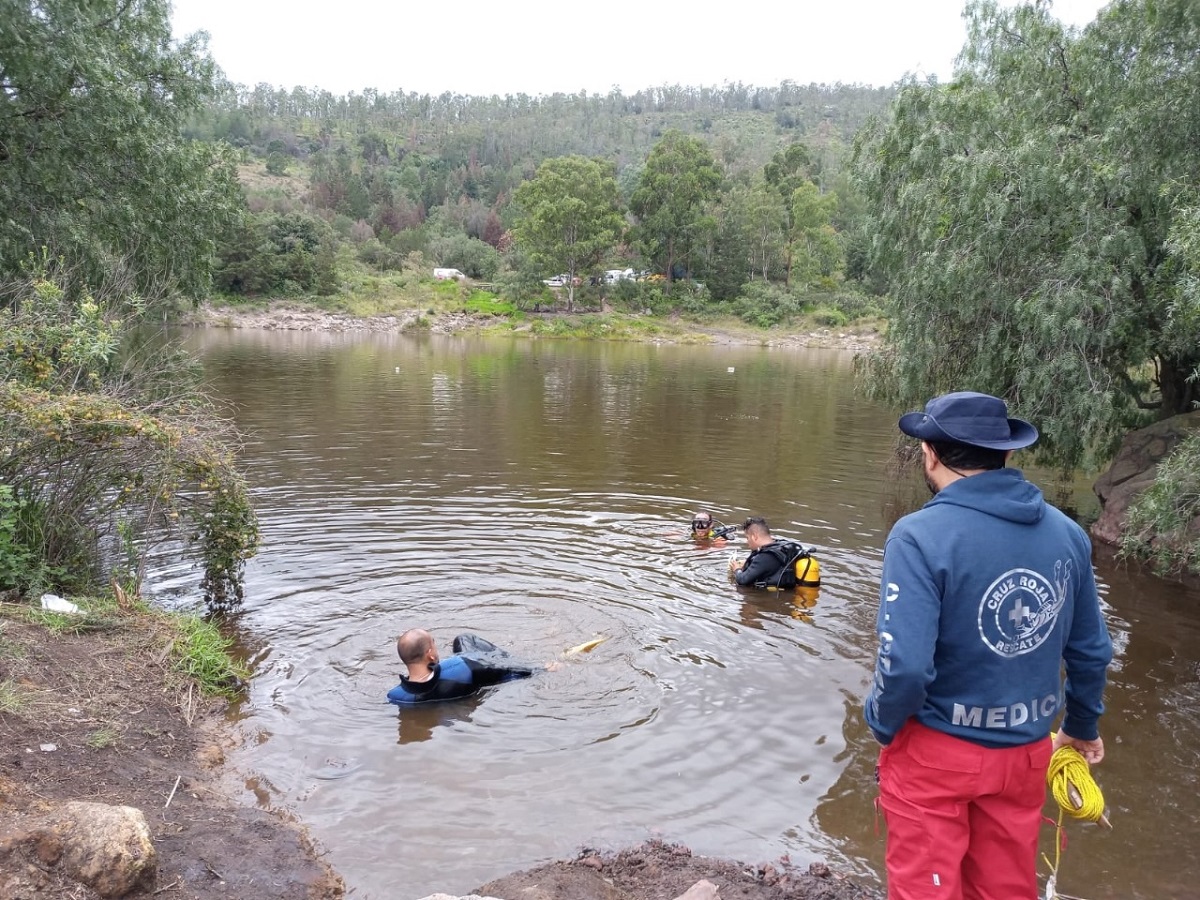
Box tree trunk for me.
[1159,353,1200,418]
[665,237,674,297]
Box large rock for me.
[0,801,156,898]
[1092,411,1200,547]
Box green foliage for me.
[1121,431,1200,576]
[731,281,805,328]
[214,212,339,297]
[170,616,250,698]
[631,132,723,292]
[0,0,241,302]
[462,292,517,316]
[512,156,626,311]
[524,313,690,342]
[427,231,501,280]
[789,182,843,287]
[0,485,38,594]
[265,152,290,176]
[0,270,259,612]
[853,0,1200,469]
[0,483,77,597]
[810,307,849,328]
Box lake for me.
[146,328,1200,900]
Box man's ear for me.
[921,441,938,469]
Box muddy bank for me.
[0,611,343,899]
[471,840,883,900]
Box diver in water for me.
[387,629,548,706]
[687,511,737,543]
[729,516,820,591]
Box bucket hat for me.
[898,391,1038,450]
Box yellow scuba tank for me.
[795,552,821,588]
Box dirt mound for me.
[476,840,883,900]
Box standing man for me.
[864,392,1112,900]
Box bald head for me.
[397,628,434,665]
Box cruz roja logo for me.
[977,567,1066,658]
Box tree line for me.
[192,73,885,329]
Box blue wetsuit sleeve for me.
[864,532,939,745]
[1060,555,1113,741]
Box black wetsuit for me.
[386,634,537,706]
[733,540,799,590]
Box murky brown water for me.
[149,328,1200,900]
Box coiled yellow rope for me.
[1042,737,1110,900]
[1047,744,1107,824]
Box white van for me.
[604,268,634,285]
[433,268,466,280]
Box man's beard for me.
[924,471,939,496]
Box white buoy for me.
[727,367,735,373]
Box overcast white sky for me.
[170,0,1111,98]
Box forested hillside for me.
[187,80,897,324]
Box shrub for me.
[0,269,259,611]
[1120,431,1200,576]
[731,281,803,328]
[810,307,848,328]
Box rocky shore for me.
[185,303,882,353]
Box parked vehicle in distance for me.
[604,268,635,285]
[542,274,567,287]
[433,267,466,280]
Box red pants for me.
[877,720,1052,900]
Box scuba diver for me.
[728,516,821,592]
[387,629,547,706]
[687,511,738,543]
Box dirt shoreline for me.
[0,611,344,900]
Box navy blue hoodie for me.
[864,468,1112,748]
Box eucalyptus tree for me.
[630,131,723,291]
[764,143,812,286]
[854,0,1200,469]
[511,155,625,311]
[1,0,241,304]
[789,182,842,287]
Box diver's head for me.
[397,628,437,667]
[742,516,773,549]
[690,512,713,533]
